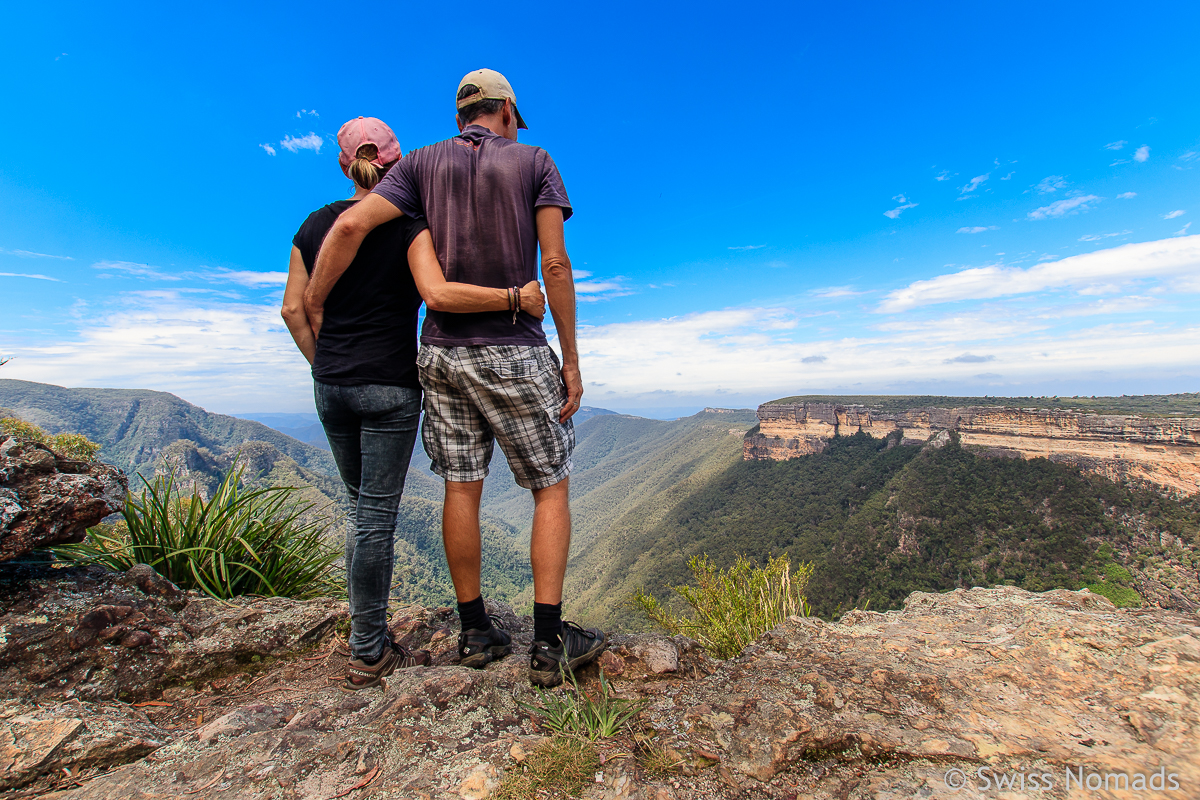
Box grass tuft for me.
[633,553,813,659]
[56,463,340,599]
[520,668,646,741]
[495,738,599,800]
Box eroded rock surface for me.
[0,435,127,562]
[4,585,1192,799]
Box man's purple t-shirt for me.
[372,125,572,346]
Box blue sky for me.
[2,2,1198,415]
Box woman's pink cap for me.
[337,116,402,176]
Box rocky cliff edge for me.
[2,564,1196,800]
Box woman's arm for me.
[281,246,317,364]
[408,230,545,318]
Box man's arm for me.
[304,193,402,337]
[281,246,316,364]
[407,230,545,318]
[536,206,583,422]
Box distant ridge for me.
[766,392,1200,417]
[0,379,337,477]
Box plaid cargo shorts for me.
[416,344,575,490]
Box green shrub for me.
[57,465,340,600]
[0,417,101,461]
[633,553,812,659]
[520,669,645,741]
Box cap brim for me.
[514,105,528,130]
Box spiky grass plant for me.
[632,553,813,659]
[57,465,340,600]
[520,668,646,741]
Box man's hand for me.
[307,303,323,339]
[521,280,546,320]
[559,362,583,423]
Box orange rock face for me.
[744,402,1200,495]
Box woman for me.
[281,116,544,690]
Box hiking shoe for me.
[458,615,512,669]
[341,639,430,692]
[529,621,607,688]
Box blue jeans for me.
[314,382,421,661]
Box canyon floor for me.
[1,564,1197,800]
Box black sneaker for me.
[458,615,512,669]
[529,621,607,688]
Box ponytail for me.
[348,143,384,190]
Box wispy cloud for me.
[810,286,862,298]
[1134,145,1150,162]
[877,234,1200,312]
[1176,223,1192,237]
[572,270,633,302]
[93,261,181,281]
[944,353,994,364]
[1000,172,1014,181]
[280,133,323,154]
[884,194,917,219]
[960,174,989,195]
[1027,194,1100,220]
[957,226,998,234]
[1,248,73,260]
[296,109,319,118]
[1104,140,1127,151]
[259,143,277,156]
[801,355,826,363]
[1163,210,1186,220]
[0,272,63,282]
[934,170,955,182]
[728,244,766,251]
[1035,175,1067,194]
[206,269,288,287]
[1116,192,1137,199]
[1078,231,1131,242]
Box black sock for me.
[458,595,491,633]
[533,602,563,645]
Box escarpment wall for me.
[744,402,1200,494]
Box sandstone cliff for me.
[745,401,1200,495]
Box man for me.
[305,69,604,687]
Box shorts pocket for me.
[487,359,539,380]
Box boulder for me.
[0,435,127,562]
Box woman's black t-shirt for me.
[292,201,429,388]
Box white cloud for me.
[1176,223,1192,237]
[296,109,319,118]
[259,143,277,156]
[1078,230,1131,242]
[280,133,323,154]
[1116,192,1137,199]
[934,170,954,181]
[0,248,73,260]
[1000,172,1014,180]
[810,286,862,298]
[1163,210,1186,220]
[1035,175,1067,194]
[0,272,62,282]
[1027,195,1100,220]
[0,297,314,411]
[207,269,289,287]
[1104,140,1127,151]
[1134,145,1150,162]
[884,194,917,219]
[877,234,1200,312]
[957,226,998,234]
[93,261,181,281]
[728,244,766,250]
[960,174,989,195]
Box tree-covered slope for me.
[568,433,1200,630]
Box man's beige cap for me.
[456,68,528,129]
